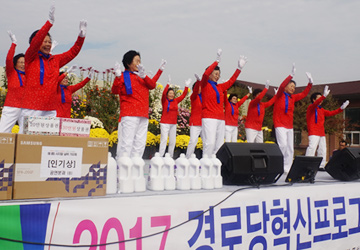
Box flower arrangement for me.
[11,125,19,134]
[196,137,203,149]
[177,107,190,135]
[148,119,160,135]
[175,134,190,149]
[108,130,118,147]
[84,116,104,129]
[71,94,87,119]
[146,131,159,147]
[89,128,110,139]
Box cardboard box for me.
[60,118,91,137]
[23,116,60,135]
[0,133,16,200]
[13,134,108,199]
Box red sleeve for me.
[57,36,85,67]
[111,76,121,94]
[224,90,230,108]
[200,61,219,88]
[263,95,277,108]
[293,82,312,102]
[308,95,326,112]
[68,77,90,93]
[6,43,16,76]
[190,80,200,101]
[252,88,268,105]
[276,75,293,98]
[58,73,66,84]
[175,87,189,103]
[142,75,156,90]
[323,107,343,117]
[219,68,241,92]
[25,20,53,63]
[162,84,170,104]
[236,95,248,108]
[151,69,163,83]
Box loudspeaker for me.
[216,143,284,185]
[285,156,322,183]
[325,147,360,181]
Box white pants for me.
[186,125,202,158]
[159,123,177,157]
[246,128,264,143]
[0,106,22,133]
[275,127,294,173]
[18,109,57,134]
[225,125,238,142]
[305,135,327,168]
[202,118,225,157]
[117,116,148,159]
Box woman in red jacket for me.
[224,90,250,142]
[0,31,25,133]
[159,77,190,157]
[56,66,93,118]
[18,4,87,133]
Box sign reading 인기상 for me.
[40,146,83,178]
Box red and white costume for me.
[305,95,343,168]
[19,20,85,133]
[0,43,25,133]
[273,75,312,172]
[56,76,90,118]
[245,88,276,143]
[159,84,188,157]
[224,91,248,142]
[112,69,162,158]
[186,81,202,158]
[201,61,241,156]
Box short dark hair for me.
[29,30,51,44]
[339,140,348,146]
[13,53,25,68]
[310,92,322,103]
[122,50,140,70]
[166,87,174,96]
[228,93,238,102]
[252,88,262,98]
[288,80,296,86]
[205,65,221,72]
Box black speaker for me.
[216,143,284,185]
[325,147,360,181]
[285,156,322,183]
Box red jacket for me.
[22,20,85,111]
[189,81,202,126]
[160,84,189,124]
[56,77,90,118]
[224,91,248,126]
[200,61,241,120]
[273,75,312,129]
[112,70,161,121]
[306,95,343,136]
[4,43,25,108]
[245,88,276,131]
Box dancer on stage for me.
[305,86,349,168]
[273,64,312,172]
[56,65,93,118]
[200,49,248,156]
[159,76,190,157]
[112,50,165,158]
[18,4,87,133]
[224,89,250,142]
[186,74,202,158]
[245,80,277,143]
[0,31,25,133]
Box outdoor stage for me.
[1,171,360,250]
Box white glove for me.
[7,30,17,44]
[247,86,252,94]
[323,85,330,97]
[159,59,167,71]
[238,55,248,70]
[66,64,78,74]
[340,100,349,110]
[88,68,95,79]
[114,61,122,77]
[137,64,146,79]
[79,20,87,37]
[194,73,201,82]
[184,78,191,87]
[50,40,58,53]
[305,72,313,84]
[274,88,278,95]
[291,63,296,77]
[265,80,270,89]
[216,48,222,63]
[49,3,55,24]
